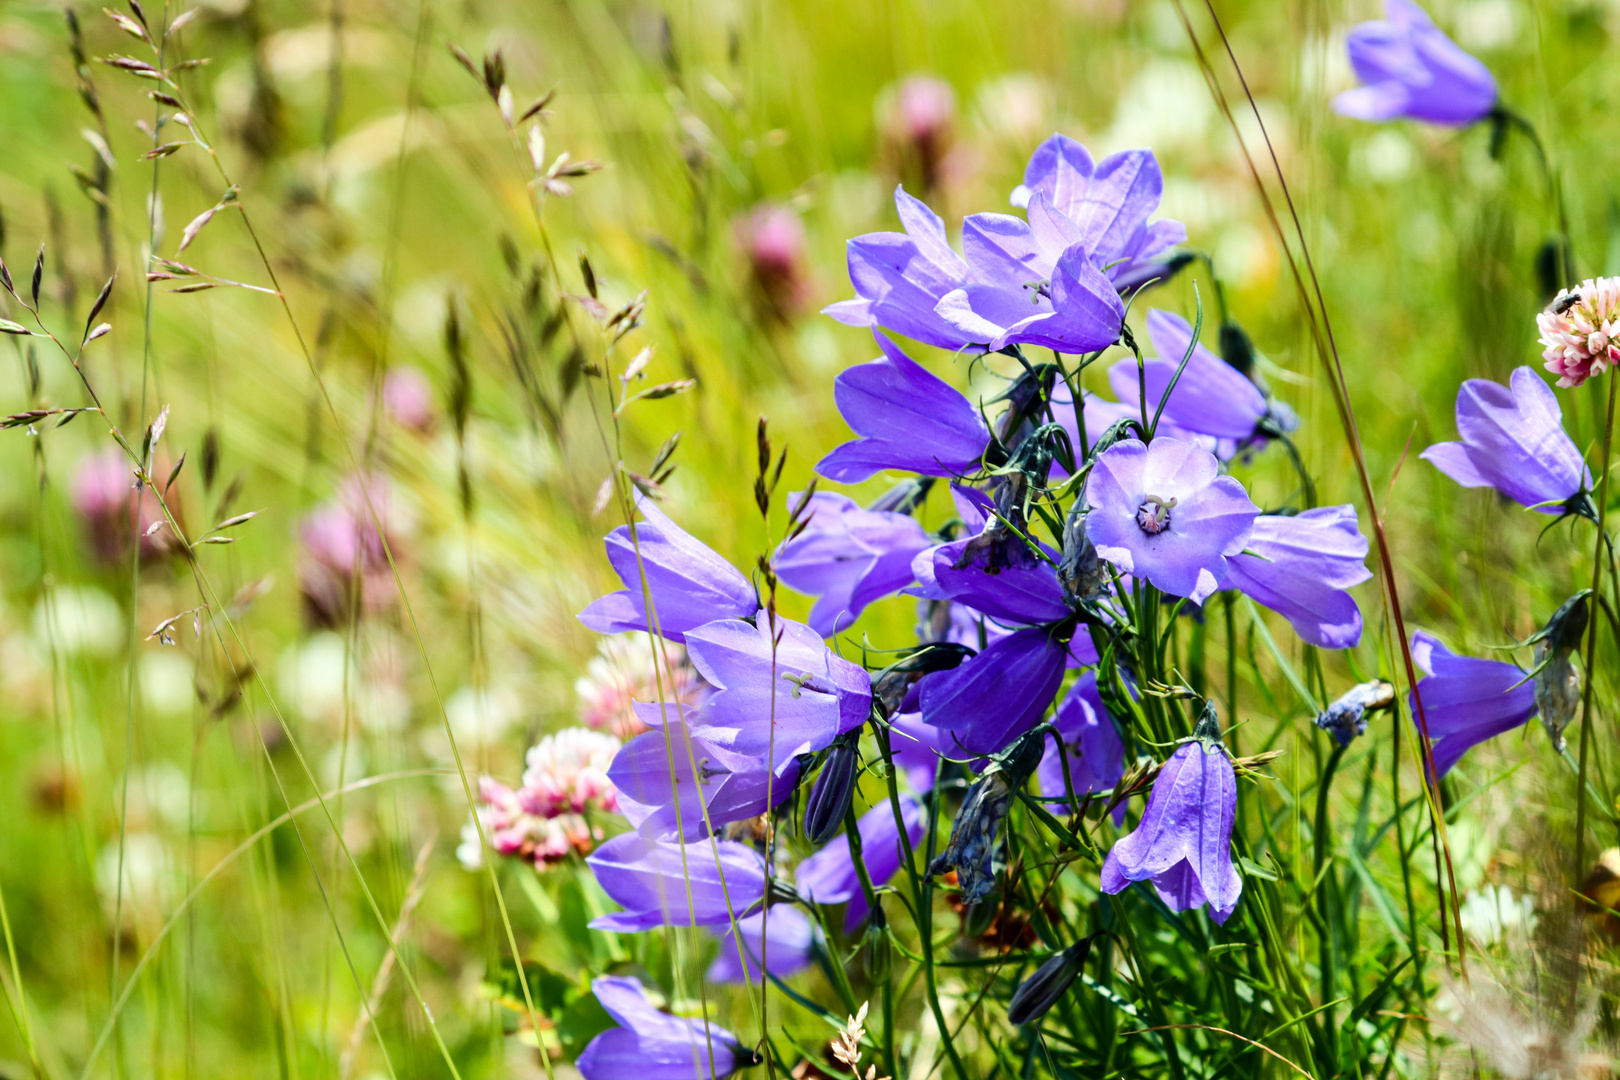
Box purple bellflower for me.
[1100,710,1242,924]
[1036,671,1125,812]
[1409,630,1538,780]
[707,907,816,984]
[1086,437,1259,604]
[586,832,767,932]
[1010,136,1187,291]
[920,627,1070,756]
[1333,0,1498,127]
[817,333,991,483]
[684,616,872,775]
[934,194,1126,353]
[579,494,760,643]
[797,795,926,931]
[610,716,799,841]
[824,187,975,350]
[775,491,932,636]
[1421,366,1591,516]
[577,976,745,1080]
[1106,310,1293,453]
[1224,506,1372,649]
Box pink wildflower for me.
[382,366,435,433]
[735,204,810,320]
[1538,278,1620,388]
[466,728,621,870]
[574,633,702,738]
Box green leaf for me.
[1237,856,1279,881]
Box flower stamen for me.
[1135,494,1176,535]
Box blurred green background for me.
[0,0,1614,1074]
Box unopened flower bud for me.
[1006,938,1092,1026]
[804,738,860,844]
[862,901,891,982]
[1531,592,1589,752]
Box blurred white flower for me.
[1459,883,1537,945]
[1352,131,1416,183]
[1454,0,1519,51]
[141,650,196,716]
[95,833,174,927]
[33,585,123,658]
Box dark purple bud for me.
[1006,938,1092,1026]
[803,738,861,844]
[1314,680,1395,747]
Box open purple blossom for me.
[797,795,925,931]
[577,976,745,1080]
[912,535,1070,626]
[1009,135,1187,291]
[920,626,1070,755]
[586,832,767,932]
[684,616,872,775]
[707,907,816,985]
[775,492,931,636]
[817,333,991,483]
[1333,0,1497,127]
[1106,310,1293,452]
[610,715,799,840]
[1036,672,1125,813]
[1100,716,1241,924]
[823,186,974,350]
[1421,366,1590,515]
[934,194,1126,353]
[579,494,760,643]
[1086,437,1259,604]
[1224,506,1372,649]
[1409,630,1538,780]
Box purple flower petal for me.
[707,908,815,984]
[920,627,1068,755]
[587,833,767,931]
[1407,630,1538,778]
[1334,0,1497,126]
[775,491,931,636]
[1224,506,1372,649]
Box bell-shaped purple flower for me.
[707,907,815,984]
[1099,733,1241,924]
[684,616,872,775]
[775,492,931,636]
[912,535,1071,626]
[824,187,974,350]
[934,195,1125,354]
[817,333,991,483]
[587,832,767,932]
[1224,506,1372,649]
[1036,672,1125,810]
[1086,437,1259,604]
[1421,366,1590,515]
[577,976,745,1080]
[797,795,925,931]
[920,626,1069,755]
[1010,136,1187,291]
[1333,0,1497,126]
[1106,310,1285,447]
[610,716,798,841]
[580,495,760,643]
[1409,630,1538,779]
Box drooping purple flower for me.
[817,334,991,483]
[920,626,1069,755]
[577,976,745,1080]
[934,194,1125,353]
[1420,366,1590,515]
[707,907,816,985]
[1106,310,1290,450]
[1333,0,1498,127]
[1010,136,1187,291]
[1036,672,1125,810]
[579,495,761,643]
[775,492,931,636]
[797,795,925,931]
[824,187,974,350]
[1085,437,1259,604]
[1408,630,1538,780]
[610,716,799,840]
[684,616,872,775]
[586,832,767,932]
[1224,506,1372,649]
[913,535,1071,626]
[1099,726,1241,924]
